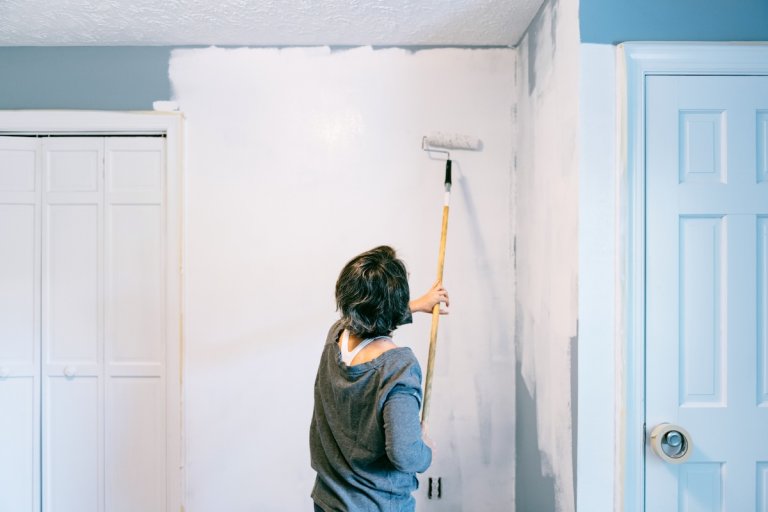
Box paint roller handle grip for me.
[422,306,440,424]
[422,203,450,425]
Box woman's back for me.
[310,321,431,512]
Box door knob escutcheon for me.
[650,423,692,464]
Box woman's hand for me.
[409,281,450,315]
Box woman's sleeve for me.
[382,364,432,473]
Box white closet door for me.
[104,138,166,512]
[4,135,169,512]
[42,138,105,512]
[0,137,41,512]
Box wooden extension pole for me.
[422,160,451,425]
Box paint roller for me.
[420,132,482,425]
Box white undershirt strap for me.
[340,329,391,365]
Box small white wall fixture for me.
[0,110,184,512]
[619,42,768,511]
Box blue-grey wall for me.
[581,0,768,44]
[0,47,172,110]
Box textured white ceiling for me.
[0,0,545,47]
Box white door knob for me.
[0,367,9,378]
[63,366,77,378]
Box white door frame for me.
[619,42,768,511]
[0,110,184,512]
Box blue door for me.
[646,75,768,510]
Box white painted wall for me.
[514,0,580,509]
[577,43,619,512]
[170,46,516,511]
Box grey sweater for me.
[310,320,432,511]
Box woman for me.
[310,246,449,511]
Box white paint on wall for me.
[577,43,618,512]
[514,0,579,509]
[169,46,516,511]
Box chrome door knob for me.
[666,431,682,448]
[650,423,692,463]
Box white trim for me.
[0,110,185,512]
[618,42,768,512]
[0,110,181,134]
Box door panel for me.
[679,463,722,512]
[104,138,166,512]
[0,375,37,510]
[46,204,100,363]
[646,75,768,511]
[46,149,99,193]
[108,205,163,363]
[0,204,37,362]
[759,217,768,407]
[0,143,36,192]
[678,110,725,184]
[42,138,104,512]
[106,378,164,512]
[46,377,100,512]
[759,463,768,511]
[0,137,40,512]
[678,216,724,406]
[759,112,768,183]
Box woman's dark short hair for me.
[335,246,410,338]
